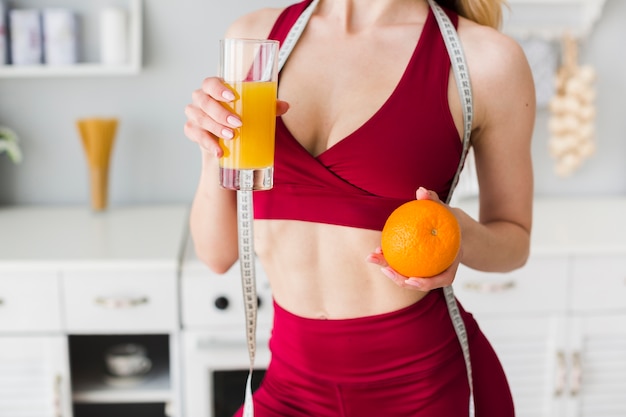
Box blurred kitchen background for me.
[1,1,626,417]
[0,0,625,206]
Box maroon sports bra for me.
[254,0,463,231]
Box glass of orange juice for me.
[218,38,279,191]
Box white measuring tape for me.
[428,1,476,415]
[238,3,320,417]
[237,187,257,416]
[238,0,475,415]
[236,3,320,416]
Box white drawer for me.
[454,255,569,315]
[570,255,626,312]
[62,267,177,333]
[181,260,273,335]
[0,270,62,332]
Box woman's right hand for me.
[184,76,289,158]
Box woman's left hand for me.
[366,187,462,292]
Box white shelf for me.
[504,0,607,39]
[0,63,140,78]
[72,362,172,404]
[69,334,173,404]
[0,0,142,78]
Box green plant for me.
[0,126,22,163]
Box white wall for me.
[0,0,624,206]
[0,0,292,205]
[529,0,626,196]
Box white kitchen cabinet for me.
[570,255,626,313]
[456,258,569,417]
[477,315,568,417]
[454,256,570,315]
[61,266,181,416]
[62,267,178,334]
[0,0,142,78]
[566,315,626,416]
[454,198,626,417]
[0,268,62,332]
[69,334,176,412]
[0,336,72,417]
[566,255,626,417]
[0,268,69,416]
[459,259,626,417]
[0,205,188,417]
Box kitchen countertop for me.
[456,196,626,256]
[1,197,625,271]
[0,204,189,269]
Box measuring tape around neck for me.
[238,4,320,416]
[237,181,257,416]
[428,1,476,415]
[238,1,474,415]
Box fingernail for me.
[366,254,380,265]
[221,128,234,139]
[405,278,423,288]
[227,115,242,128]
[222,90,235,101]
[380,267,395,280]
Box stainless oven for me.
[180,237,273,417]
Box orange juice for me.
[219,81,277,170]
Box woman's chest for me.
[277,32,420,156]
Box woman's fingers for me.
[184,77,239,156]
[277,100,290,116]
[371,207,462,291]
[202,76,236,102]
[415,186,441,202]
[190,89,241,136]
[365,246,387,266]
[183,118,223,157]
[185,77,289,156]
[381,261,458,292]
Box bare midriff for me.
[254,219,428,320]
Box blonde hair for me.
[435,0,507,30]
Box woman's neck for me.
[315,0,428,33]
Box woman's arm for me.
[368,23,535,290]
[185,8,286,273]
[455,24,535,273]
[188,151,239,274]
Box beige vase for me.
[76,118,118,211]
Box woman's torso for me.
[252,0,464,319]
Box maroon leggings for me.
[234,289,514,417]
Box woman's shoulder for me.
[457,17,529,78]
[457,17,534,114]
[225,7,287,39]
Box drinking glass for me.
[218,38,279,191]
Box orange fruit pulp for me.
[381,199,461,278]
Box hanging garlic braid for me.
[435,0,507,30]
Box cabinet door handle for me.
[94,296,149,309]
[53,374,63,417]
[0,298,4,306]
[463,281,516,294]
[554,351,567,397]
[570,351,582,396]
[164,401,174,417]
